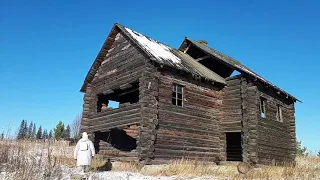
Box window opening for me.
[259,97,266,118]
[276,105,283,122]
[97,82,139,112]
[172,85,183,106]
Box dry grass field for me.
[0,140,319,180]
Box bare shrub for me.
[71,113,82,139]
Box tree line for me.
[16,116,81,141]
[295,140,320,157]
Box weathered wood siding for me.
[256,88,296,164]
[136,64,159,164]
[81,83,92,133]
[221,77,259,163]
[220,76,242,161]
[87,103,141,132]
[153,71,223,163]
[80,31,149,161]
[83,31,147,130]
[242,80,259,163]
[221,76,242,132]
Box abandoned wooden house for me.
[79,23,300,165]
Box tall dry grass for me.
[0,139,74,180]
[91,157,320,179]
[1,138,320,179]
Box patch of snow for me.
[125,27,182,67]
[60,168,220,180]
[94,171,175,180]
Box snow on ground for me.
[61,169,217,180]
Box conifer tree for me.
[296,140,309,156]
[54,121,64,140]
[36,126,42,140]
[23,120,28,138]
[27,121,33,139]
[0,132,4,140]
[48,130,53,139]
[63,125,71,140]
[43,129,48,139]
[32,123,36,139]
[17,120,25,140]
[17,120,27,140]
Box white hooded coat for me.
[74,132,95,166]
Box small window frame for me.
[172,84,183,107]
[276,105,283,122]
[259,97,267,119]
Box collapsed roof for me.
[80,23,300,103]
[119,25,226,85]
[80,24,226,92]
[179,38,301,103]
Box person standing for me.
[74,132,95,173]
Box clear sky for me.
[0,0,319,152]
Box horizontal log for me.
[184,89,222,101]
[158,123,221,137]
[226,78,241,86]
[90,112,141,127]
[158,102,218,117]
[158,116,219,130]
[221,122,242,132]
[155,139,219,149]
[158,109,214,123]
[90,103,141,119]
[258,126,290,138]
[155,148,219,157]
[154,144,220,153]
[257,133,292,145]
[257,149,292,158]
[94,57,145,83]
[93,70,144,93]
[156,133,219,144]
[89,118,141,132]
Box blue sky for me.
[0,0,319,152]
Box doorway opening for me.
[226,132,242,161]
[94,128,137,153]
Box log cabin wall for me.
[242,80,259,164]
[81,83,92,134]
[153,70,224,164]
[222,76,243,131]
[137,63,159,164]
[81,31,150,162]
[255,84,296,165]
[221,76,259,163]
[220,76,242,161]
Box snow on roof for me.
[125,27,183,68]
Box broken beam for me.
[184,44,191,53]
[118,88,139,96]
[196,55,211,61]
[103,89,114,95]
[120,83,133,90]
